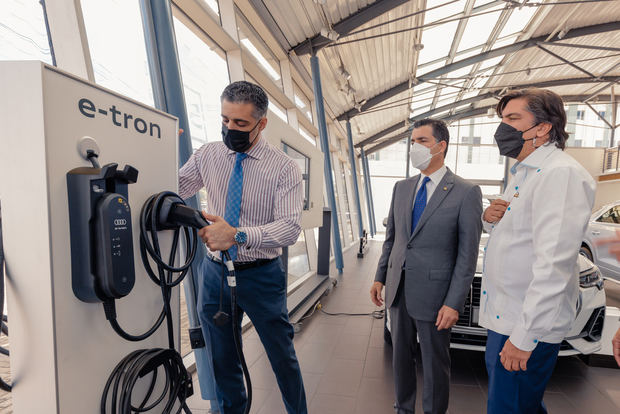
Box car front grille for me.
[583,306,605,342]
[456,277,482,328]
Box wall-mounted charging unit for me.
[0,61,182,413]
[67,163,138,303]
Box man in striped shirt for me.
[179,81,306,414]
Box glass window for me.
[0,0,52,63]
[330,167,345,245]
[173,15,230,149]
[597,206,620,224]
[171,9,229,360]
[268,95,288,122]
[456,5,503,52]
[282,143,310,211]
[81,0,154,106]
[299,126,316,146]
[445,118,505,181]
[340,162,354,243]
[236,8,281,88]
[293,82,312,122]
[567,103,613,148]
[287,232,310,285]
[200,0,220,18]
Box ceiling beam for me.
[362,92,620,153]
[538,41,620,54]
[365,131,411,155]
[357,93,496,147]
[359,76,620,147]
[292,0,410,55]
[355,120,408,148]
[536,44,596,78]
[336,21,620,121]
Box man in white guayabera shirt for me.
[481,88,596,414]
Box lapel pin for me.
[443,186,447,191]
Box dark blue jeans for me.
[197,257,307,414]
[485,330,560,414]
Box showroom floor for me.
[186,241,620,414]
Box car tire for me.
[580,245,593,261]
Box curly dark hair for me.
[221,81,269,120]
[496,88,569,150]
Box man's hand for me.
[499,339,532,372]
[613,327,620,367]
[198,212,236,251]
[435,305,459,330]
[594,229,620,262]
[483,199,510,224]
[370,281,384,307]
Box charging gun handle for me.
[168,203,210,230]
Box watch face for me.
[235,231,247,244]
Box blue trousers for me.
[197,257,307,414]
[485,330,560,414]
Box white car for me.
[580,200,620,282]
[383,235,607,356]
[450,235,606,356]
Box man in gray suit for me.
[370,118,482,414]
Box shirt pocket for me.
[509,196,532,231]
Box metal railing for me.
[603,147,620,173]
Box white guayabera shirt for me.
[479,143,596,351]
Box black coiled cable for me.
[101,348,191,414]
[101,192,252,414]
[101,192,197,413]
[0,204,11,392]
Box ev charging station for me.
[0,61,183,413]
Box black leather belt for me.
[207,253,277,271]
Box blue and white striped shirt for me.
[179,136,303,261]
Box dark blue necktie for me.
[224,152,248,260]
[411,176,431,234]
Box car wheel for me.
[580,245,593,261]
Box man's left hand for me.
[199,213,236,251]
[499,339,532,372]
[435,305,459,330]
[612,327,620,367]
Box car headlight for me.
[579,268,604,290]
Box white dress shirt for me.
[178,137,303,261]
[413,164,447,208]
[479,143,596,351]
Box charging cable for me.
[0,204,11,392]
[101,192,252,414]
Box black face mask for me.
[221,121,261,153]
[494,122,538,159]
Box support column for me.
[310,52,343,274]
[43,0,94,81]
[346,120,364,238]
[364,153,377,235]
[219,0,244,81]
[140,0,216,402]
[360,148,376,236]
[612,86,617,147]
[405,135,412,178]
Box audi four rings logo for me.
[114,219,127,226]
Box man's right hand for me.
[370,281,384,307]
[483,199,510,223]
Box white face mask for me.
[410,141,440,171]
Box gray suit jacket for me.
[374,168,483,321]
